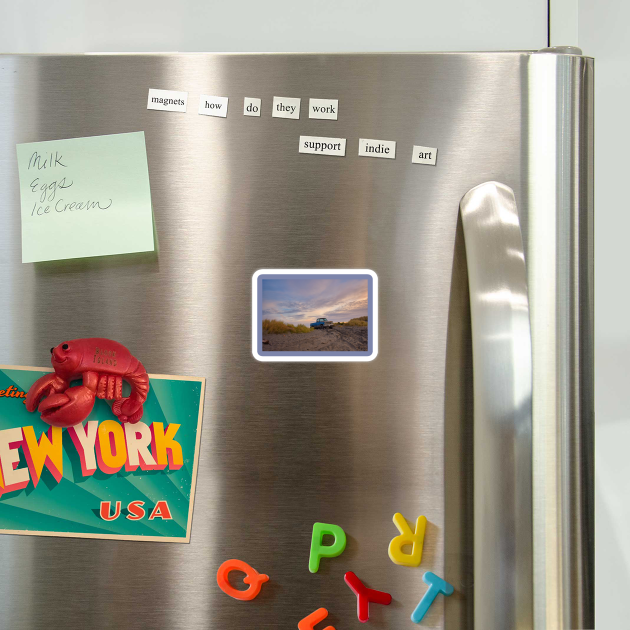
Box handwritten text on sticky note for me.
[17,132,155,263]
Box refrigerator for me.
[0,50,593,629]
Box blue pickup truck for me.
[310,317,334,330]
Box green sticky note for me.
[16,132,155,263]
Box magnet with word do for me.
[388,512,427,567]
[410,572,454,624]
[308,522,347,573]
[298,608,335,630]
[216,559,269,601]
[344,571,392,622]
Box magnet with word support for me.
[216,559,269,601]
[308,522,347,573]
[388,512,427,567]
[410,571,454,623]
[298,608,335,630]
[344,571,392,622]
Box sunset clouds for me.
[262,278,368,325]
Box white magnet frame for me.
[251,268,378,362]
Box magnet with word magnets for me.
[344,571,392,622]
[388,512,427,567]
[410,572,454,624]
[216,559,269,601]
[25,338,149,427]
[309,522,347,573]
[298,608,335,630]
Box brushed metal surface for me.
[460,182,533,630]
[0,52,593,629]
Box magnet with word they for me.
[309,522,347,573]
[388,512,427,567]
[216,559,269,601]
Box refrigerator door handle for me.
[460,182,533,629]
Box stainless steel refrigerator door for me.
[0,52,593,629]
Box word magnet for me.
[244,97,262,116]
[308,98,338,120]
[298,608,335,630]
[198,95,228,118]
[216,559,269,601]
[344,571,392,622]
[388,512,427,567]
[147,88,187,112]
[299,136,346,157]
[411,145,438,165]
[358,138,396,159]
[272,96,300,119]
[411,572,454,624]
[309,522,346,573]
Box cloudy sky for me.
[262,278,368,325]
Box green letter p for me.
[308,522,347,573]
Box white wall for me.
[0,0,547,53]
[577,1,629,627]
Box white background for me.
[1,1,625,627]
[576,2,628,628]
[0,0,547,52]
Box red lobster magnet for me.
[26,338,149,428]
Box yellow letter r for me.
[388,512,427,567]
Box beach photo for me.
[252,270,377,361]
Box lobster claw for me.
[37,386,96,428]
[112,398,144,424]
[25,373,67,413]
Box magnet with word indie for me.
[344,571,392,622]
[410,572,454,623]
[216,559,269,601]
[298,608,335,630]
[309,522,347,573]
[25,338,149,428]
[388,512,427,567]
